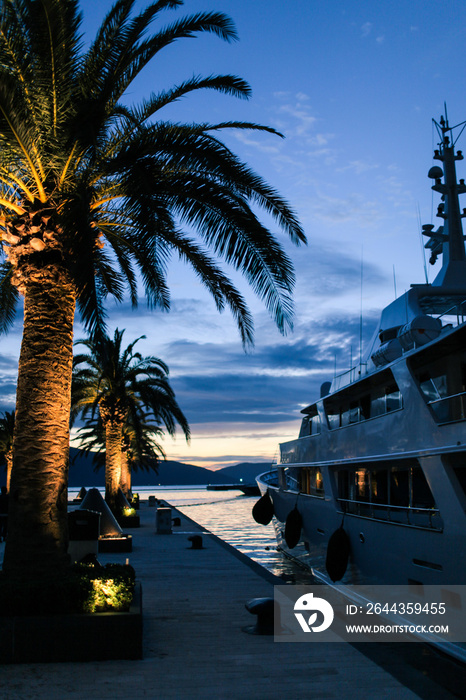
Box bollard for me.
[188,534,203,549]
[244,597,280,635]
[156,507,172,534]
[148,495,157,507]
[172,516,181,527]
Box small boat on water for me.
[255,113,466,660]
[207,483,260,496]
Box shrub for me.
[0,563,136,616]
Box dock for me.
[1,501,465,699]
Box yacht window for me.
[356,469,370,500]
[299,467,324,497]
[409,341,466,424]
[282,467,299,491]
[454,466,466,497]
[386,387,403,412]
[412,466,435,509]
[442,453,466,502]
[325,374,403,429]
[334,460,440,529]
[390,467,409,507]
[370,391,386,418]
[371,468,388,504]
[298,411,321,437]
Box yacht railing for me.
[260,470,279,487]
[436,298,466,326]
[332,363,368,392]
[329,300,466,394]
[338,498,443,530]
[427,390,466,424]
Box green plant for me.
[0,563,136,616]
[73,563,136,613]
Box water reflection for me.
[140,486,315,583]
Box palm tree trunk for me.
[5,450,12,492]
[120,450,130,497]
[3,273,76,580]
[104,420,123,513]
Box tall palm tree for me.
[0,0,305,579]
[72,328,189,512]
[0,411,15,492]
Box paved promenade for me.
[1,501,465,699]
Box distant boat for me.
[207,483,260,496]
[256,112,466,662]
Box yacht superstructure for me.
[255,114,466,656]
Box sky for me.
[2,0,466,469]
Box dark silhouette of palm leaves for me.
[0,0,306,345]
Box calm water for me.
[69,485,314,582]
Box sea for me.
[69,484,315,583]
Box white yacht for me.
[255,114,466,654]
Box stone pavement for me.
[1,501,465,699]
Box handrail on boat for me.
[436,298,466,325]
[337,497,442,529]
[427,390,466,423]
[331,302,466,394]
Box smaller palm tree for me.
[72,329,189,511]
[0,411,15,492]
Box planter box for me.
[116,514,140,528]
[98,534,132,553]
[0,582,143,663]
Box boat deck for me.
[1,500,465,699]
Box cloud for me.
[160,307,379,431]
[310,191,381,225]
[337,160,380,175]
[230,130,281,155]
[361,22,373,37]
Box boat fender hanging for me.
[252,491,274,525]
[284,507,302,549]
[325,526,350,582]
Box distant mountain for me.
[217,462,272,483]
[68,447,237,487]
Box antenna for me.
[417,203,429,283]
[393,265,397,299]
[359,246,363,367]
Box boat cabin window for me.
[279,466,324,497]
[324,370,403,430]
[279,467,299,491]
[299,407,321,437]
[442,453,466,504]
[335,460,441,529]
[409,329,466,424]
[299,467,324,496]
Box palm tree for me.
[0,411,15,492]
[72,328,189,512]
[0,0,305,580]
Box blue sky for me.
[2,0,466,468]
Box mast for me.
[422,113,466,287]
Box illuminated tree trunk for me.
[120,449,131,497]
[5,450,12,492]
[101,414,123,513]
[3,271,76,579]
